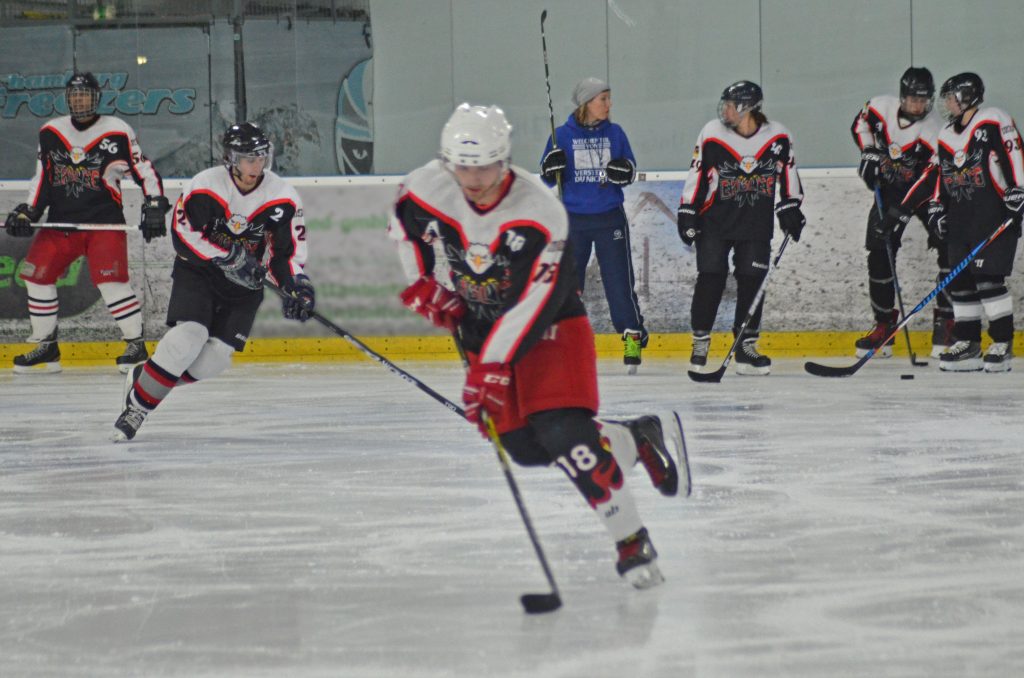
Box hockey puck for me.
[900,374,915,380]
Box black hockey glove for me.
[140,195,170,243]
[775,200,806,242]
[677,206,701,247]
[1004,186,1024,236]
[873,206,911,240]
[212,242,265,290]
[281,274,316,321]
[540,147,567,183]
[858,147,884,190]
[925,202,948,247]
[605,158,636,186]
[4,203,40,238]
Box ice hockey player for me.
[4,71,169,374]
[851,67,950,359]
[390,103,687,588]
[112,122,315,441]
[880,73,1024,373]
[677,81,805,375]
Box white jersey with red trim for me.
[25,114,163,224]
[679,119,802,241]
[388,160,586,365]
[171,166,308,291]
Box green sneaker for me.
[623,329,642,375]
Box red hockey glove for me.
[399,276,466,331]
[462,362,512,436]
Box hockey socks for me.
[98,282,142,341]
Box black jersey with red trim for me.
[901,106,1024,237]
[679,119,803,241]
[389,160,585,365]
[25,115,163,224]
[851,94,941,209]
[171,166,308,295]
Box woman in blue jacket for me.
[540,77,648,373]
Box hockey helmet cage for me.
[440,103,513,168]
[66,71,101,121]
[718,80,763,127]
[899,67,935,120]
[940,72,984,118]
[223,122,274,173]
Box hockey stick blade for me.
[803,359,863,377]
[673,411,693,498]
[521,592,561,614]
[687,365,726,383]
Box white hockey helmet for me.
[440,103,512,167]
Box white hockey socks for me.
[24,281,58,341]
[97,281,143,340]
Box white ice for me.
[1,357,1023,677]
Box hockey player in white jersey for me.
[112,122,315,441]
[390,103,689,588]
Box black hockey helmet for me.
[718,80,763,128]
[940,72,984,119]
[65,71,100,121]
[898,67,934,120]
[223,122,274,173]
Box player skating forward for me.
[4,71,169,374]
[113,123,315,441]
[851,67,951,358]
[390,103,686,588]
[880,73,1024,372]
[678,81,805,375]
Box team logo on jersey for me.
[225,214,250,235]
[68,146,87,164]
[953,150,967,168]
[888,143,904,160]
[51,149,101,197]
[719,158,777,205]
[941,150,986,201]
[739,156,759,174]
[465,243,494,274]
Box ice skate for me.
[734,337,771,376]
[855,310,898,358]
[622,329,642,375]
[116,337,148,374]
[12,329,61,374]
[626,414,680,497]
[615,527,664,589]
[983,342,1012,373]
[112,403,149,442]
[930,315,955,359]
[122,363,144,406]
[938,340,982,372]
[689,333,710,370]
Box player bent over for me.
[112,123,315,441]
[390,103,687,588]
[5,71,169,374]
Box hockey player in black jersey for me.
[112,122,316,441]
[677,81,805,375]
[4,71,169,374]
[881,73,1024,372]
[851,67,949,359]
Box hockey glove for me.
[605,158,636,186]
[858,147,884,190]
[677,206,701,247]
[873,206,911,240]
[925,202,948,247]
[212,242,266,290]
[540,147,567,184]
[462,362,512,436]
[399,276,466,332]
[775,200,806,242]
[281,273,316,321]
[1004,186,1024,236]
[5,203,40,238]
[140,195,170,243]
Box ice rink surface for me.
[1,356,1022,677]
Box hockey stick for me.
[540,9,562,196]
[32,223,137,232]
[875,187,927,367]
[268,282,561,613]
[688,234,792,383]
[805,217,1013,377]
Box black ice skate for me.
[930,316,955,359]
[622,329,643,375]
[735,337,771,376]
[112,403,149,442]
[116,337,148,374]
[689,333,710,369]
[615,527,664,589]
[626,415,680,497]
[938,340,982,372]
[983,341,1012,373]
[12,329,61,374]
[855,310,898,358]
